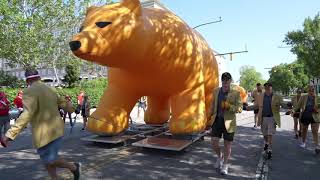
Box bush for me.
[1,78,108,108]
[57,78,107,107]
[64,64,80,87]
[0,70,24,88]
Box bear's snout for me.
[69,41,81,51]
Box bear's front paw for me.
[87,115,128,136]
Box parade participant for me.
[77,91,84,109]
[0,91,10,138]
[295,85,320,154]
[256,82,283,159]
[13,90,24,121]
[252,83,263,128]
[63,95,75,126]
[13,90,23,109]
[209,72,242,175]
[137,96,147,117]
[291,89,302,139]
[81,95,90,130]
[0,68,81,180]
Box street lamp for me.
[215,45,248,60]
[192,17,222,29]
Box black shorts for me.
[254,109,259,114]
[301,112,316,125]
[81,109,88,118]
[211,117,234,141]
[293,112,300,118]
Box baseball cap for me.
[221,72,232,81]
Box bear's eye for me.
[95,22,112,28]
[79,26,84,33]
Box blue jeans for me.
[37,137,63,164]
[0,116,10,136]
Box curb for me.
[256,151,269,180]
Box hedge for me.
[1,78,108,108]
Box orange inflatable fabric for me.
[231,84,248,104]
[70,0,219,135]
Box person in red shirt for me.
[0,91,10,138]
[13,90,24,122]
[76,91,85,115]
[14,90,23,109]
[77,91,85,107]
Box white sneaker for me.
[220,164,229,175]
[299,143,306,148]
[214,157,223,169]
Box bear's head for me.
[69,0,144,67]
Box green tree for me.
[0,0,112,70]
[288,62,309,89]
[64,64,80,87]
[284,13,320,77]
[239,65,265,92]
[268,62,309,94]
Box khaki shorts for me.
[261,117,276,136]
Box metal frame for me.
[132,131,207,151]
[81,124,168,144]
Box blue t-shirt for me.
[262,94,273,117]
[305,96,315,112]
[217,88,228,118]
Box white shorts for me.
[261,117,276,136]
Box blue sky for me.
[160,0,320,82]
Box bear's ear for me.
[86,6,98,16]
[121,0,141,16]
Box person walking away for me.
[63,95,75,126]
[81,95,90,130]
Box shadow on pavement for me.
[268,128,320,180]
[0,124,263,180]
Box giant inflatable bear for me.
[70,0,219,135]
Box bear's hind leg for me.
[144,96,170,125]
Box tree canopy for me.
[0,0,112,69]
[239,65,265,92]
[268,62,309,94]
[284,13,320,77]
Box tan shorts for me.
[261,117,276,136]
